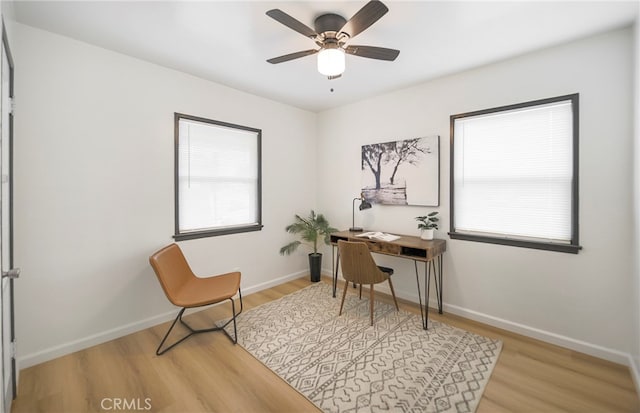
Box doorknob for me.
[2,268,19,279]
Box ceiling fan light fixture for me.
[317,48,345,76]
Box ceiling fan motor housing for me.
[314,13,348,37]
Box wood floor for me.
[12,276,640,413]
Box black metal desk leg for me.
[332,247,340,298]
[430,260,442,314]
[414,260,431,330]
[425,261,431,328]
[437,255,443,314]
[414,261,424,329]
[431,257,443,314]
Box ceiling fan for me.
[265,0,400,79]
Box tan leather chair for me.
[338,240,399,325]
[149,243,243,355]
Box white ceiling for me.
[8,1,639,112]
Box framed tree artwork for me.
[361,135,439,206]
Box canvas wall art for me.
[361,135,439,206]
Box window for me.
[449,94,580,253]
[174,113,262,240]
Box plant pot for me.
[420,229,434,240]
[308,253,322,282]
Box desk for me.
[330,230,446,330]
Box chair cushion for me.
[173,271,241,308]
[377,266,394,276]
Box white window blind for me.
[177,117,259,234]
[453,99,574,244]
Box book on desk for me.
[355,231,401,242]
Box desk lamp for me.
[350,193,371,232]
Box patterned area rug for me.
[229,283,502,413]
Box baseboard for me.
[441,301,631,365]
[18,308,178,369]
[327,272,633,366]
[19,268,632,372]
[18,270,309,370]
[629,354,640,396]
[242,270,308,296]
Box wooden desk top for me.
[330,230,446,262]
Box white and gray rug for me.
[229,283,502,413]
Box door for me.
[0,21,17,413]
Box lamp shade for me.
[359,199,372,210]
[317,48,345,76]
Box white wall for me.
[10,22,318,367]
[318,27,635,363]
[1,2,14,24]
[631,10,640,389]
[8,14,638,373]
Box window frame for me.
[449,94,581,254]
[173,113,263,241]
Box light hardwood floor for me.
[12,276,640,413]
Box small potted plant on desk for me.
[415,212,439,240]
[280,210,337,282]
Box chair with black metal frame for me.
[337,240,399,325]
[149,243,243,355]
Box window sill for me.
[174,224,263,241]
[448,232,582,254]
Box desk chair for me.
[337,240,399,325]
[149,243,243,355]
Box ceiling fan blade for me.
[345,45,399,61]
[266,9,318,39]
[267,49,319,64]
[339,0,388,38]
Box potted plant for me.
[280,210,337,282]
[415,212,439,240]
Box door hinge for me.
[9,341,15,358]
[2,268,19,279]
[9,97,15,115]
